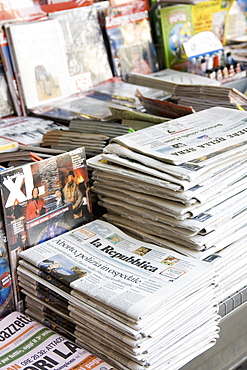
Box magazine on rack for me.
[4,18,114,120]
[4,12,158,122]
[159,4,194,70]
[0,25,22,116]
[0,311,114,370]
[0,208,15,319]
[0,64,15,117]
[104,1,158,80]
[0,147,93,310]
[0,1,45,21]
[49,5,113,90]
[5,18,72,114]
[17,219,219,370]
[37,0,93,13]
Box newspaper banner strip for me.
[0,311,113,369]
[111,107,247,164]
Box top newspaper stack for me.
[87,107,247,303]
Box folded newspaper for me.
[18,219,217,321]
[109,107,247,165]
[0,310,114,370]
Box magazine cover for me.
[192,0,234,45]
[105,1,159,80]
[160,4,194,70]
[5,18,72,110]
[0,1,45,21]
[0,64,14,117]
[36,0,93,13]
[49,5,113,91]
[0,26,22,116]
[0,209,15,319]
[0,147,93,310]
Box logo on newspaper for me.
[160,267,186,280]
[78,227,96,239]
[106,233,124,244]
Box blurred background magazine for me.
[104,0,159,80]
[49,5,113,91]
[0,208,15,319]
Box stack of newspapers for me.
[40,78,172,156]
[41,129,110,158]
[127,69,247,111]
[87,107,247,306]
[17,219,219,370]
[69,119,131,139]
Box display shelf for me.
[180,299,247,370]
[224,77,247,93]
[219,285,247,317]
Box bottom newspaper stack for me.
[0,310,114,370]
[17,219,220,370]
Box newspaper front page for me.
[110,107,247,164]
[19,220,215,321]
[101,144,247,193]
[102,142,247,183]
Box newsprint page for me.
[0,311,113,370]
[19,220,216,321]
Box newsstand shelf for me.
[180,286,247,370]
